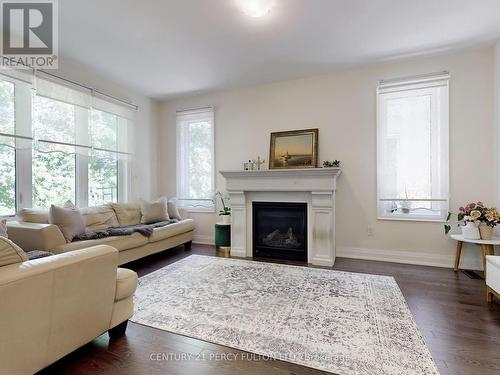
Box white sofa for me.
[0,245,137,374]
[6,203,195,265]
[486,255,500,303]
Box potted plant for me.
[444,202,499,240]
[215,191,231,224]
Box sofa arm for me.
[7,221,66,251]
[0,245,119,374]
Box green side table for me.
[215,222,231,256]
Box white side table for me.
[451,234,499,275]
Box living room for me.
[1,1,500,375]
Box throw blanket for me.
[73,220,178,242]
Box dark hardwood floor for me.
[39,244,500,375]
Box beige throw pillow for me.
[167,199,182,220]
[49,204,86,242]
[111,203,142,227]
[0,236,28,266]
[140,197,169,224]
[0,219,7,238]
[18,208,49,223]
[81,204,120,231]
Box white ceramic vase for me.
[461,221,480,240]
[221,214,231,225]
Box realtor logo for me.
[1,0,58,68]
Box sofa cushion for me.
[52,232,148,253]
[115,268,138,301]
[18,208,49,224]
[0,236,28,266]
[148,219,195,243]
[167,199,182,220]
[111,203,141,227]
[49,204,86,242]
[81,205,119,232]
[140,197,169,224]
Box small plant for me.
[444,201,500,234]
[323,160,341,168]
[214,191,231,216]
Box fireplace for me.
[252,202,307,261]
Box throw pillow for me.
[49,204,86,242]
[0,219,7,238]
[18,208,49,223]
[140,197,169,224]
[111,203,142,227]
[167,199,182,220]
[0,236,28,266]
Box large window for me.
[0,80,16,215]
[377,73,449,221]
[0,72,134,214]
[89,109,119,206]
[176,107,214,211]
[32,96,77,208]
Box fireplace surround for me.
[220,168,341,266]
[253,202,307,261]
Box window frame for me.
[376,74,450,222]
[176,107,215,213]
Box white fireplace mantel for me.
[220,168,341,266]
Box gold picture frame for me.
[269,129,319,169]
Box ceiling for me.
[60,0,500,99]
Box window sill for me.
[378,216,446,223]
[180,206,215,214]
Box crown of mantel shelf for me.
[219,168,341,178]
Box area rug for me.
[131,255,439,375]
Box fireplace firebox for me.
[252,202,307,261]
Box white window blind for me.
[377,72,449,221]
[176,107,215,211]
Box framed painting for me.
[269,129,318,169]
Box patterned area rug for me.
[131,255,439,375]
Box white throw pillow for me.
[18,208,49,223]
[49,203,86,242]
[140,197,169,224]
[0,236,28,266]
[111,203,142,227]
[0,219,7,238]
[167,199,182,220]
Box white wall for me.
[159,47,495,269]
[56,59,161,201]
[495,42,500,207]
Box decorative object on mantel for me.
[323,160,341,168]
[444,201,500,240]
[214,191,231,224]
[269,128,318,169]
[243,156,266,171]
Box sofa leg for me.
[108,320,128,339]
[184,241,192,250]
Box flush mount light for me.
[236,0,276,18]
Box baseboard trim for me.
[192,235,215,245]
[336,246,454,268]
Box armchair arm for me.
[0,245,119,374]
[7,221,66,251]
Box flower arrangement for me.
[444,201,500,235]
[214,191,231,216]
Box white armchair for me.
[486,255,500,303]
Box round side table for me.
[215,222,231,256]
[451,234,499,277]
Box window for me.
[0,71,134,215]
[177,107,214,211]
[377,73,449,221]
[0,80,16,215]
[89,109,119,206]
[32,96,77,208]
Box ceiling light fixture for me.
[236,0,275,18]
